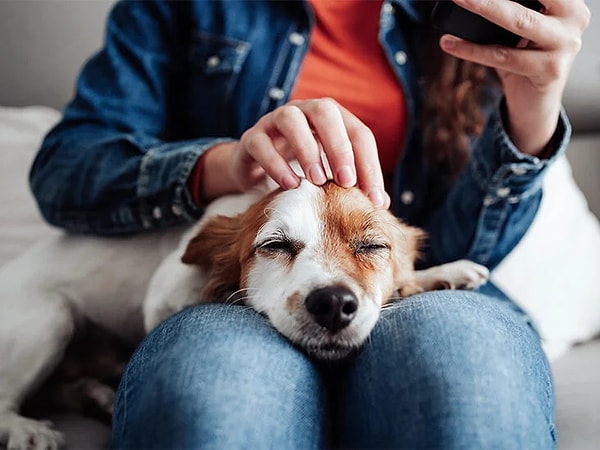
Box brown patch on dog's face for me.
[319,182,424,303]
[181,190,281,300]
[285,291,303,315]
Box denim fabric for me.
[112,304,330,450]
[30,0,570,269]
[111,293,555,449]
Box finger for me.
[295,98,356,187]
[337,105,387,208]
[538,0,581,18]
[268,105,327,185]
[440,34,566,80]
[550,0,592,33]
[240,128,300,190]
[533,0,591,40]
[235,148,267,190]
[451,0,556,47]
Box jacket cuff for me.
[469,99,571,206]
[137,137,235,229]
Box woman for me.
[30,0,589,447]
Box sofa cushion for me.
[0,106,61,264]
[492,137,600,360]
[553,338,600,449]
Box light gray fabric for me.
[554,339,600,450]
[0,0,112,111]
[566,137,600,219]
[47,414,111,450]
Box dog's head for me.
[182,180,424,359]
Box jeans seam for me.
[116,361,129,444]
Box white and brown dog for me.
[0,178,488,449]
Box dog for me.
[0,178,489,450]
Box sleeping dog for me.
[0,178,488,449]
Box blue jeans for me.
[111,290,555,449]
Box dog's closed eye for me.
[352,240,390,255]
[255,236,304,257]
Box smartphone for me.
[430,0,544,47]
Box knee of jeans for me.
[123,304,318,384]
[113,305,329,448]
[116,304,325,413]
[337,291,555,448]
[364,290,552,393]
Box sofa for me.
[1,1,598,449]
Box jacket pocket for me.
[185,31,251,135]
[189,31,251,76]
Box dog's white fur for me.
[0,179,488,450]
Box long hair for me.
[421,31,498,179]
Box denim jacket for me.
[30,0,570,269]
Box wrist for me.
[189,142,241,205]
[504,93,562,156]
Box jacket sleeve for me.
[29,1,230,235]
[422,98,571,270]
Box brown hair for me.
[421,32,498,179]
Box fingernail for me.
[441,35,458,51]
[308,164,327,185]
[336,165,356,187]
[368,189,385,208]
[281,173,299,190]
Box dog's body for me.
[0,179,489,450]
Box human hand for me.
[439,0,590,155]
[226,98,390,208]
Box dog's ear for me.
[181,215,242,300]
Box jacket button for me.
[268,87,285,101]
[496,187,511,198]
[171,204,183,216]
[394,51,408,65]
[289,32,305,46]
[206,55,221,68]
[400,190,414,205]
[152,206,162,220]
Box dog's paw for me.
[0,413,65,450]
[83,379,116,418]
[49,377,116,425]
[439,259,489,290]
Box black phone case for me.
[430,0,544,46]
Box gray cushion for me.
[554,338,600,449]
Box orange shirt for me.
[291,0,407,176]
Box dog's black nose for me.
[305,286,358,333]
